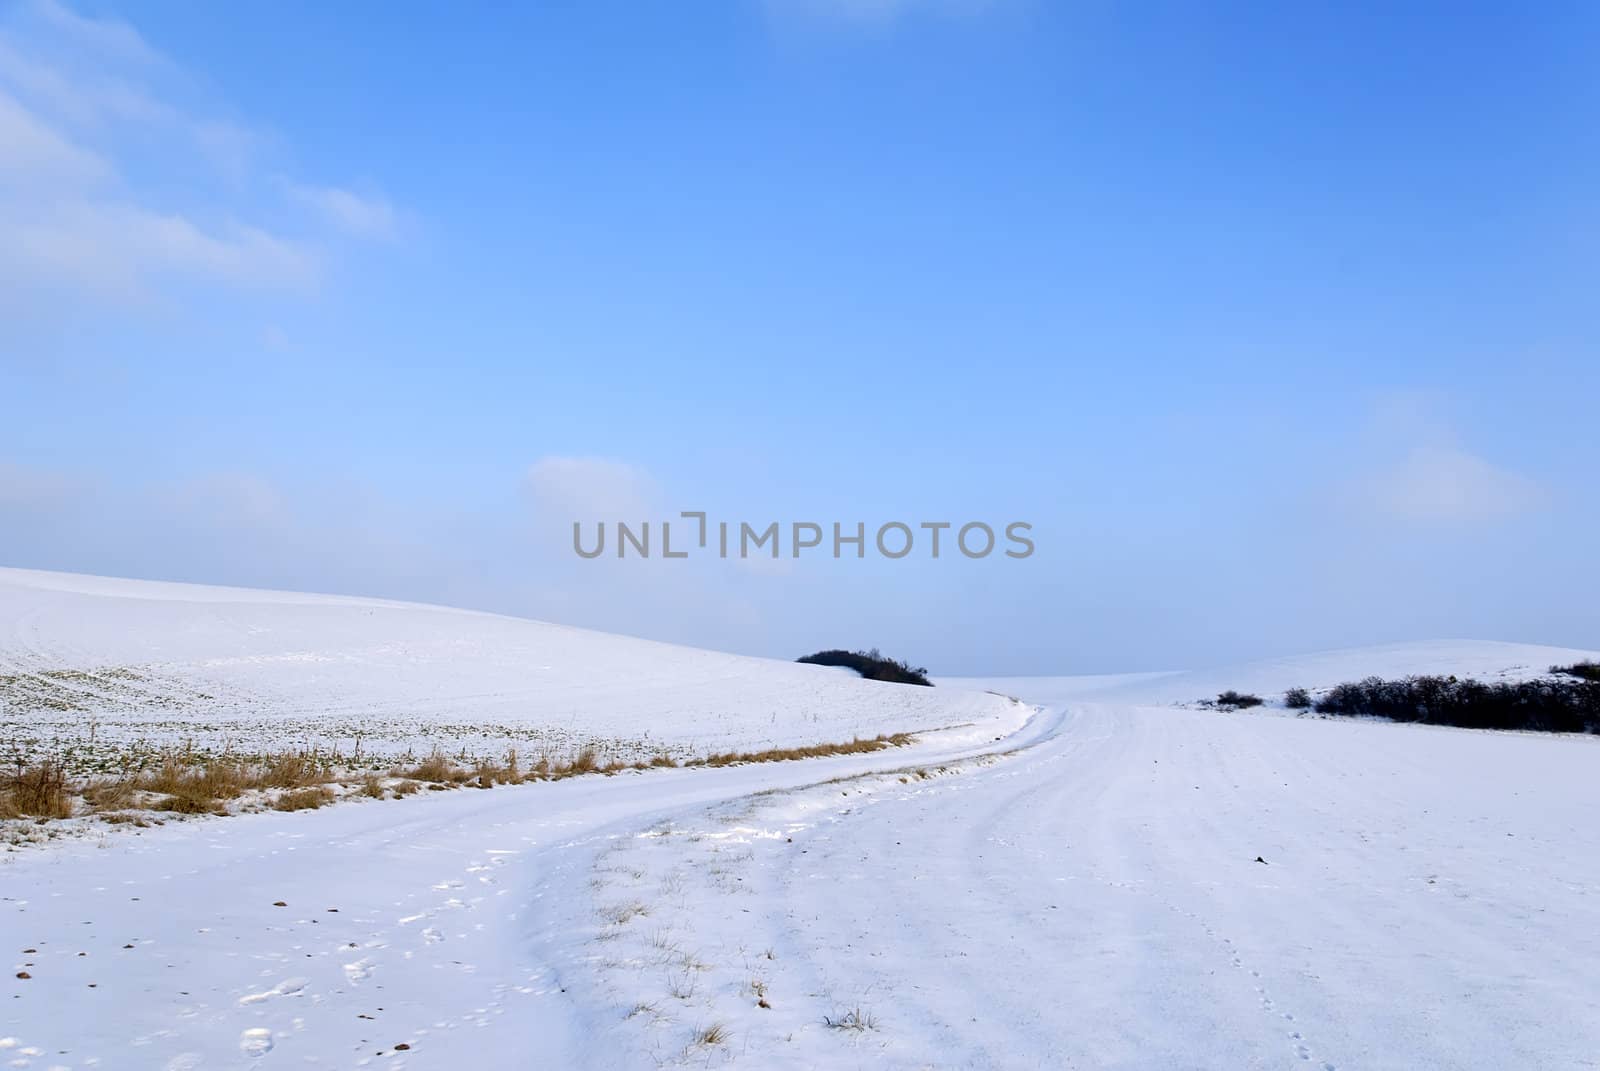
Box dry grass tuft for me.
[98,811,152,827]
[152,788,226,815]
[406,751,470,784]
[81,778,136,811]
[253,753,330,789]
[272,787,335,812]
[825,1006,878,1032]
[693,1022,730,1046]
[599,900,649,925]
[1,761,72,819]
[134,756,248,801]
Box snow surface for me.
[5,570,1600,1069]
[0,567,1017,770]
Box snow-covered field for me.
[0,568,1018,774]
[5,569,1599,1069]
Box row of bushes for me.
[1308,675,1600,733]
[1553,660,1600,682]
[1209,664,1600,734]
[798,648,932,687]
[1203,659,1600,736]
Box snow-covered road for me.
[1,712,1029,1069]
[7,657,1600,1070]
[588,687,1600,1070]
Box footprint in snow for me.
[238,977,309,1005]
[239,1027,274,1056]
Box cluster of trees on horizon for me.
[797,648,933,687]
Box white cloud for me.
[526,457,659,524]
[0,0,391,312]
[32,0,163,68]
[0,89,108,185]
[1362,445,1544,523]
[6,196,317,300]
[291,184,397,239]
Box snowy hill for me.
[966,638,1600,711]
[0,567,1019,769]
[5,596,1599,1068]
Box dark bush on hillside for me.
[1312,675,1600,734]
[1284,687,1312,710]
[1215,690,1263,709]
[797,648,932,687]
[1552,661,1600,683]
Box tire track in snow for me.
[570,697,1600,1070]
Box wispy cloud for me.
[0,0,392,312]
[1362,445,1544,523]
[1343,393,1547,524]
[31,0,163,67]
[290,184,397,240]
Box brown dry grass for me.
[253,753,331,789]
[4,729,921,827]
[692,732,912,768]
[1,761,72,819]
[81,777,137,811]
[694,1022,730,1047]
[272,786,335,811]
[405,751,471,784]
[97,811,152,827]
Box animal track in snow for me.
[238,976,308,1005]
[239,1027,274,1056]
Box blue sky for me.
[2,0,1596,673]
